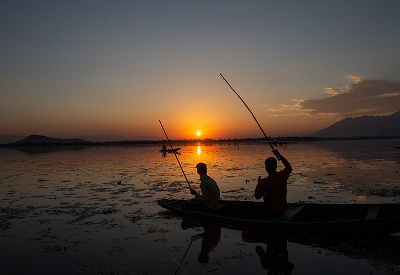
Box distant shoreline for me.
[1,136,399,147]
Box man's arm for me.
[195,182,208,202]
[254,176,265,200]
[273,150,292,172]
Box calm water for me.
[1,139,399,274]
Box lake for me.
[1,139,399,274]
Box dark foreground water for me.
[1,139,399,274]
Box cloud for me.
[298,78,400,117]
[267,100,306,117]
[323,76,364,95]
[345,75,363,83]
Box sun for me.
[196,131,201,137]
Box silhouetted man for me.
[255,150,292,216]
[182,163,220,212]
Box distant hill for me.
[311,111,400,137]
[0,135,25,144]
[14,135,87,145]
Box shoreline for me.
[1,135,399,147]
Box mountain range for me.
[311,111,400,137]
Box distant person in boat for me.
[162,145,166,151]
[255,150,292,216]
[182,162,220,212]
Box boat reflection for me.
[178,218,400,274]
[180,219,294,273]
[161,151,181,158]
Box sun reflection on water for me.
[197,145,201,156]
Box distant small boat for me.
[158,199,400,235]
[159,148,181,153]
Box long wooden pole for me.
[220,73,276,152]
[159,120,191,189]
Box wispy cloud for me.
[345,75,363,83]
[322,76,363,96]
[267,100,307,117]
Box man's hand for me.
[273,150,283,160]
[190,188,196,195]
[273,150,292,171]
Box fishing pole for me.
[220,73,277,154]
[159,120,192,189]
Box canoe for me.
[159,148,181,153]
[158,199,400,235]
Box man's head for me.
[196,162,207,176]
[265,157,277,172]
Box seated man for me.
[182,163,220,212]
[254,150,292,216]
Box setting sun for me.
[196,131,201,136]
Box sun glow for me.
[196,131,201,136]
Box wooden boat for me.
[159,148,181,153]
[158,199,400,235]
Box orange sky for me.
[1,2,400,141]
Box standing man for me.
[254,150,292,216]
[182,163,220,211]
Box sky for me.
[1,0,400,140]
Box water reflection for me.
[312,138,400,164]
[241,229,294,274]
[181,219,294,273]
[190,223,221,264]
[178,219,400,274]
[8,146,89,155]
[1,141,399,206]
[2,141,399,204]
[161,151,181,158]
[1,142,399,274]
